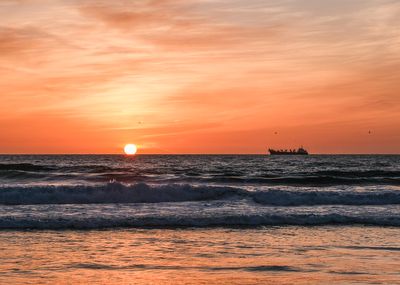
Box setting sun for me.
[124,144,137,155]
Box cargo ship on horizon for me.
[268,147,309,155]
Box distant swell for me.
[0,163,53,171]
[0,170,48,179]
[312,170,400,178]
[1,182,400,206]
[1,162,400,186]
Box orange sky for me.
[0,0,399,154]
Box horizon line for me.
[0,153,399,156]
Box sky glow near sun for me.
[0,0,399,154]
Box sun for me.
[124,144,137,155]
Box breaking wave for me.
[1,182,400,206]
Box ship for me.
[268,147,308,155]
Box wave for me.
[312,170,400,178]
[1,212,399,229]
[201,176,400,185]
[1,182,400,206]
[0,170,49,180]
[251,189,400,206]
[0,163,53,171]
[0,163,130,174]
[2,173,399,186]
[1,161,400,186]
[2,174,400,187]
[69,263,300,272]
[0,183,236,205]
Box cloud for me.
[0,26,52,60]
[79,1,285,51]
[79,0,188,29]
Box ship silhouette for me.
[268,147,308,155]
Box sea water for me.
[0,155,399,284]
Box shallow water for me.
[1,227,399,284]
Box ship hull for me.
[269,152,308,155]
[268,148,309,155]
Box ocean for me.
[0,155,399,284]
